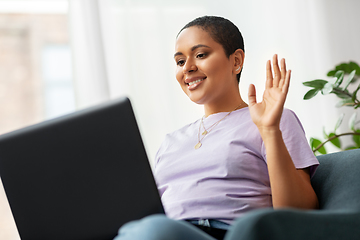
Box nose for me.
[183,58,197,74]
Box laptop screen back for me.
[0,97,164,240]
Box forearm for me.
[259,127,318,209]
[248,55,317,209]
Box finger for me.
[248,84,257,107]
[282,70,291,94]
[279,58,287,88]
[272,54,281,87]
[280,58,287,84]
[266,60,273,89]
[281,58,287,77]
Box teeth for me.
[188,78,205,86]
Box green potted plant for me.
[303,61,360,154]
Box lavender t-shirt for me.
[154,108,318,224]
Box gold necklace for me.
[194,102,245,150]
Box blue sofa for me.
[224,149,360,240]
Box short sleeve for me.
[262,109,319,177]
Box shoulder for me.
[154,118,200,166]
[226,107,253,125]
[166,118,200,139]
[281,108,301,122]
[160,118,199,146]
[280,108,305,132]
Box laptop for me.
[0,97,164,240]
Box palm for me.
[248,55,291,130]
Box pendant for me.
[202,130,208,135]
[194,142,202,149]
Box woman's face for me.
[174,26,238,105]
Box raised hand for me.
[248,54,291,132]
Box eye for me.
[176,59,185,66]
[196,53,207,59]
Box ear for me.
[232,49,245,74]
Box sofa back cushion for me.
[311,149,360,211]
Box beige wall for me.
[0,13,69,240]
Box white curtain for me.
[69,0,360,162]
[69,0,110,108]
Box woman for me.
[114,16,319,240]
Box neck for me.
[204,95,247,117]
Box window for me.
[0,1,72,239]
[42,44,75,119]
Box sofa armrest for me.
[225,208,360,240]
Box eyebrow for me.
[174,44,211,58]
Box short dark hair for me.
[178,16,245,82]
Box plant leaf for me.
[310,138,327,154]
[336,98,353,107]
[334,113,345,132]
[343,70,356,90]
[336,98,354,107]
[352,82,360,102]
[321,82,334,95]
[302,79,328,89]
[328,133,341,149]
[336,64,351,74]
[353,129,360,147]
[328,62,360,76]
[327,70,337,77]
[303,89,319,100]
[334,70,345,86]
[345,146,359,151]
[349,61,360,76]
[349,112,357,131]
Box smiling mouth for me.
[188,77,206,86]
